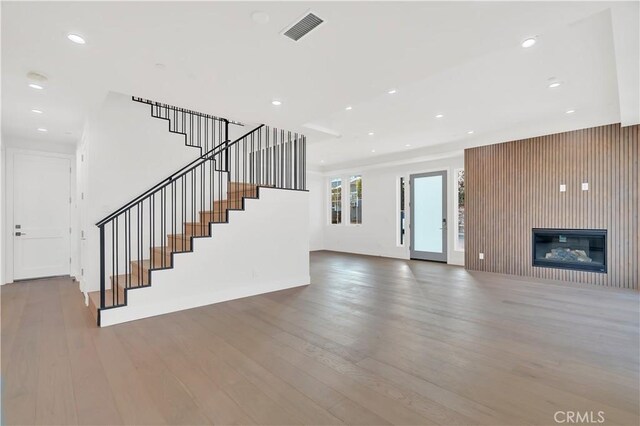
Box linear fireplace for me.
[532,229,607,273]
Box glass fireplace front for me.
[532,228,607,273]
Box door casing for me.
[410,170,448,262]
[4,149,74,283]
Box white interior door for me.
[13,153,71,280]
[410,171,447,262]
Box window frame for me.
[329,177,343,225]
[328,174,364,226]
[397,175,406,246]
[348,174,363,225]
[454,168,465,252]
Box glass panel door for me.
[410,171,447,262]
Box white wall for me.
[100,188,309,326]
[307,171,325,251]
[80,92,201,294]
[311,154,465,266]
[1,137,78,284]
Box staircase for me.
[90,97,307,326]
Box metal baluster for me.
[201,163,205,236]
[172,181,176,253]
[161,187,165,268]
[138,202,142,286]
[112,219,116,306]
[294,133,298,190]
[99,225,105,310]
[125,210,131,294]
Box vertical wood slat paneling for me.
[465,123,639,290]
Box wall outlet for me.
[479,253,484,260]
[582,182,589,191]
[559,184,566,192]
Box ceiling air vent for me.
[283,12,324,41]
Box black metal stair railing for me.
[95,119,306,324]
[132,96,243,153]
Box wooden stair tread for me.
[200,210,226,215]
[131,259,152,268]
[111,275,141,290]
[228,182,258,188]
[132,258,171,270]
[152,246,181,255]
[88,289,115,320]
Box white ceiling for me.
[2,1,638,170]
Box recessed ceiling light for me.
[27,71,48,82]
[405,144,411,147]
[435,114,444,119]
[345,106,352,110]
[31,109,43,114]
[368,132,374,136]
[320,160,325,163]
[37,128,48,132]
[371,149,376,153]
[251,11,270,24]
[566,109,576,114]
[67,33,86,44]
[467,130,475,134]
[28,83,44,90]
[271,100,282,106]
[521,37,537,48]
[548,82,561,88]
[388,89,397,94]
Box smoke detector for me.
[282,11,324,41]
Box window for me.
[349,175,362,224]
[330,178,342,224]
[399,177,406,245]
[455,169,465,250]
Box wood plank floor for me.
[2,251,639,425]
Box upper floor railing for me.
[132,96,243,153]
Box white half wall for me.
[80,92,201,294]
[100,188,309,326]
[313,154,465,266]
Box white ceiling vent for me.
[282,12,324,41]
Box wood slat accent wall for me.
[465,123,639,289]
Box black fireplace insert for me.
[532,228,607,273]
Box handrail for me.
[95,124,264,227]
[132,96,244,127]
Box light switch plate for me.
[582,182,589,191]
[479,253,484,260]
[560,184,566,192]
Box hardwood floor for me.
[2,251,638,425]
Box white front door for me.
[13,153,71,280]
